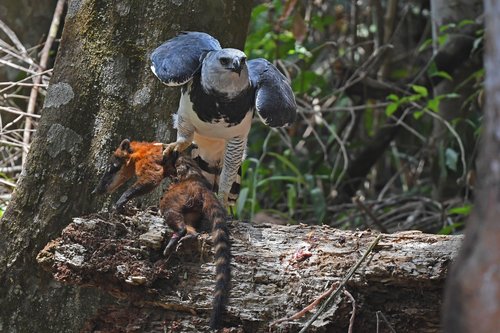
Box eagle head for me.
[201,48,250,97]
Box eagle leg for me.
[164,112,195,155]
[218,136,247,206]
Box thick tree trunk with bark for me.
[38,210,461,332]
[0,1,251,332]
[443,1,500,332]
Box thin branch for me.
[270,282,340,326]
[0,178,16,188]
[299,234,383,333]
[0,19,30,61]
[353,196,389,233]
[0,68,52,94]
[22,0,65,165]
[343,289,356,333]
[0,106,42,118]
[0,59,38,75]
[418,104,467,181]
[376,311,397,333]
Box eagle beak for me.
[231,59,244,75]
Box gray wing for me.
[248,59,297,127]
[150,32,221,86]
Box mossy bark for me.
[0,1,251,332]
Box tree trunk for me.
[442,1,500,332]
[38,211,461,333]
[0,1,251,332]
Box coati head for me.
[93,139,136,194]
[93,139,182,196]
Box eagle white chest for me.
[176,90,253,140]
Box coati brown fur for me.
[93,139,167,214]
[94,139,231,329]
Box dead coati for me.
[94,139,231,329]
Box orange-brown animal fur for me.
[94,139,231,329]
[93,139,168,214]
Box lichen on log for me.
[37,209,461,332]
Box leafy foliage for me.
[240,1,484,233]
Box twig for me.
[22,0,65,166]
[353,196,389,233]
[0,166,23,173]
[0,19,30,61]
[376,311,397,333]
[0,106,42,118]
[298,234,382,333]
[0,44,40,69]
[343,289,356,333]
[298,107,328,161]
[0,178,16,188]
[420,106,467,182]
[270,282,340,326]
[0,69,52,94]
[0,59,38,75]
[323,117,349,188]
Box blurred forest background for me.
[0,0,484,234]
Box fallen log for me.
[37,209,462,332]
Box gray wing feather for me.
[248,59,297,127]
[150,32,221,86]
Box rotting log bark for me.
[38,210,462,333]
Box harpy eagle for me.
[150,32,297,205]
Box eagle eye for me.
[219,57,230,66]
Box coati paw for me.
[179,232,200,244]
[163,232,200,256]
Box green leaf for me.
[438,222,465,235]
[438,34,448,47]
[385,102,399,116]
[444,92,460,99]
[237,187,249,218]
[407,94,423,102]
[387,94,399,102]
[292,71,326,94]
[413,110,424,119]
[287,185,297,216]
[427,97,440,112]
[256,175,304,187]
[458,19,475,28]
[267,152,304,180]
[411,84,428,97]
[418,38,433,52]
[439,23,456,33]
[445,147,459,171]
[431,70,453,81]
[448,204,472,215]
[310,187,326,223]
